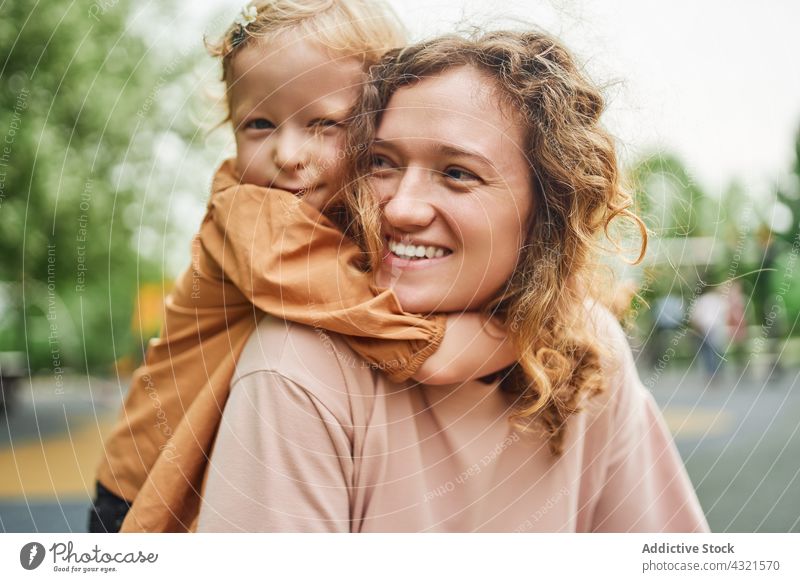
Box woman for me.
[196,30,709,532]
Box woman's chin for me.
[398,297,438,316]
[374,276,439,315]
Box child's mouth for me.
[276,184,326,198]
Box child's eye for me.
[310,118,343,133]
[245,118,274,130]
[443,166,480,183]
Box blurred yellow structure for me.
[130,282,171,337]
[115,282,172,377]
[0,418,115,499]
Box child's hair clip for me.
[231,4,258,47]
[234,4,258,28]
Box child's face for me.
[229,35,363,209]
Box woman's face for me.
[371,66,534,314]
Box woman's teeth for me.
[388,239,447,260]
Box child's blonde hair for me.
[207,0,407,123]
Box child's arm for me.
[204,160,445,380]
[411,313,515,385]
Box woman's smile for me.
[387,237,450,260]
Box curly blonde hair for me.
[342,30,648,455]
[206,0,406,124]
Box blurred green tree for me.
[630,152,712,239]
[763,127,800,327]
[0,0,191,373]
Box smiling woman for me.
[345,31,655,457]
[368,66,533,313]
[197,29,709,533]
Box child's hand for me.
[412,313,515,385]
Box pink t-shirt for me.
[197,306,709,532]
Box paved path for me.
[0,366,797,532]
[0,376,120,532]
[647,365,800,533]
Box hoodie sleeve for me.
[200,159,445,381]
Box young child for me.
[92,0,514,533]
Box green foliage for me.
[764,127,800,330]
[0,0,188,372]
[772,127,800,247]
[630,152,710,238]
[628,125,800,340]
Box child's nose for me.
[272,130,311,171]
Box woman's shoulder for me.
[235,315,357,380]
[578,297,649,420]
[581,295,626,337]
[233,315,377,409]
[581,297,637,379]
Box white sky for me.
[171,0,800,198]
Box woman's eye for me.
[370,155,394,172]
[443,167,480,182]
[245,118,274,130]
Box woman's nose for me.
[381,169,436,230]
[272,129,311,171]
